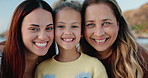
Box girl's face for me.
[84,4,119,54]
[55,7,81,50]
[21,8,54,56]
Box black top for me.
[100,49,148,78]
[100,54,113,78]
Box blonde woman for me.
[80,0,148,78]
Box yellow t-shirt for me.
[35,53,108,78]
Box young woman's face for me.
[21,8,54,56]
[55,7,81,50]
[84,4,119,53]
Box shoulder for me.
[37,57,53,69]
[81,53,108,77]
[81,53,100,62]
[81,53,105,67]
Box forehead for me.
[22,8,53,27]
[25,8,52,19]
[85,3,115,19]
[57,7,80,15]
[86,3,113,13]
[23,8,52,22]
[55,7,81,21]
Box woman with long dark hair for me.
[0,0,56,78]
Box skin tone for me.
[55,7,81,62]
[21,8,54,78]
[84,3,119,59]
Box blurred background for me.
[0,0,148,49]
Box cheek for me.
[49,31,54,39]
[112,26,119,35]
[106,24,119,34]
[21,29,30,40]
[55,30,61,37]
[77,32,81,41]
[84,28,91,37]
[75,29,81,36]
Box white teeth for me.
[95,39,106,43]
[63,39,73,41]
[35,43,47,47]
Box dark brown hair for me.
[1,0,55,78]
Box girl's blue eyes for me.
[86,23,95,26]
[71,26,78,28]
[57,25,64,28]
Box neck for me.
[55,47,80,62]
[96,48,112,59]
[24,51,39,73]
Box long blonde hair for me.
[81,0,148,78]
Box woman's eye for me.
[71,26,78,28]
[57,25,65,28]
[103,22,111,25]
[46,27,54,30]
[30,27,39,31]
[86,23,95,27]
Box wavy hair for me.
[80,0,148,78]
[1,0,56,78]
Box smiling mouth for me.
[92,38,109,43]
[34,42,48,48]
[62,38,75,42]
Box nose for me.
[93,25,105,37]
[38,31,48,40]
[63,28,72,35]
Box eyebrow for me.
[72,22,81,25]
[30,24,53,27]
[56,22,65,24]
[57,22,80,24]
[85,19,112,22]
[85,20,94,23]
[103,19,112,21]
[47,24,53,26]
[30,24,39,27]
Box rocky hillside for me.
[123,3,148,38]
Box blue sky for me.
[0,0,148,34]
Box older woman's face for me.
[84,3,119,54]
